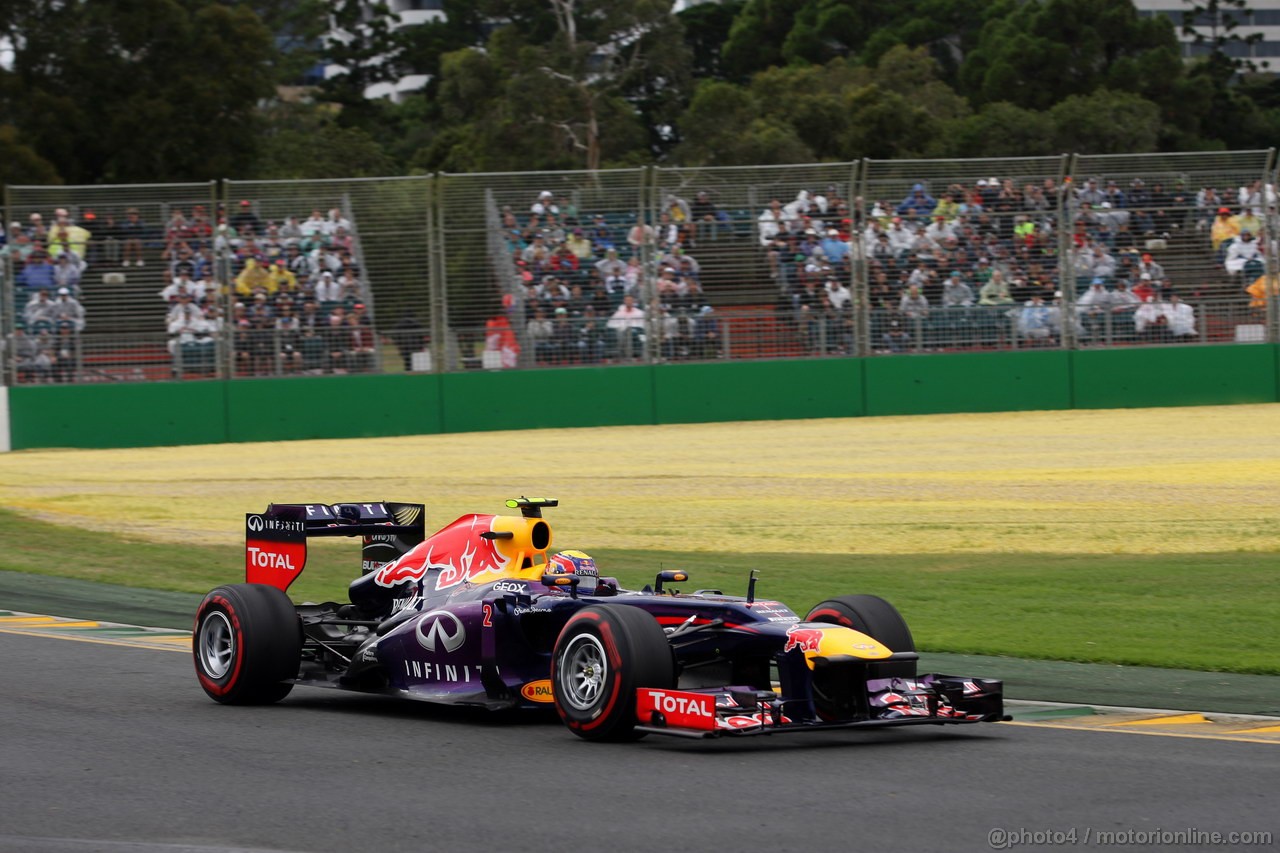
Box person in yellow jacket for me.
[1246,272,1278,308]
[1210,207,1240,251]
[235,257,273,297]
[47,210,92,259]
[267,258,297,296]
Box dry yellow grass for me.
[2,403,1278,555]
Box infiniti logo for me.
[247,515,264,532]
[415,610,465,653]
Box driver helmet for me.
[548,550,598,592]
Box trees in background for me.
[3,0,1280,183]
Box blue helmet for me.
[548,550,598,592]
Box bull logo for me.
[373,514,511,590]
[783,625,824,654]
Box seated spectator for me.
[757,199,785,246]
[119,208,147,266]
[1210,207,1239,251]
[899,284,929,320]
[18,252,56,293]
[166,295,216,373]
[825,278,852,312]
[52,287,85,333]
[314,271,342,306]
[275,300,302,373]
[235,258,271,298]
[346,312,376,372]
[161,270,204,305]
[979,271,1014,305]
[1246,271,1278,309]
[13,327,52,382]
[897,184,936,216]
[1165,293,1196,339]
[324,306,349,373]
[565,228,593,261]
[1017,295,1054,344]
[575,305,608,364]
[941,272,974,307]
[1224,230,1262,276]
[607,294,645,359]
[881,319,910,353]
[48,210,91,261]
[24,289,58,332]
[526,306,554,363]
[692,305,721,358]
[51,322,77,383]
[595,248,626,280]
[1134,296,1169,341]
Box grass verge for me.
[0,509,1274,675]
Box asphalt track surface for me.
[3,634,1277,853]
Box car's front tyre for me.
[194,583,301,705]
[551,605,675,741]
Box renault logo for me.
[415,610,465,653]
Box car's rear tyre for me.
[806,594,916,678]
[194,583,301,705]
[552,605,675,742]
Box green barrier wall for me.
[9,345,1279,450]
[653,358,863,424]
[864,350,1073,416]
[10,382,226,450]
[439,365,653,433]
[1071,344,1279,409]
[225,374,443,443]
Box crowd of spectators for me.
[497,189,721,365]
[750,171,1280,353]
[158,202,376,376]
[1,208,91,382]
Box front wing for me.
[634,675,1007,739]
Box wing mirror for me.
[542,572,580,599]
[654,570,688,594]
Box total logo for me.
[247,546,298,572]
[644,689,713,718]
[415,610,466,653]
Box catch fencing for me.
[2,149,1277,385]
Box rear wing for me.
[245,501,426,592]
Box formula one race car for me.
[194,498,1006,740]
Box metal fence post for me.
[853,159,869,357]
[1057,153,1077,349]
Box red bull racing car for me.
[194,498,1006,740]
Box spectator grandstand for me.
[1,151,1276,383]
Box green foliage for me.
[0,125,61,185]
[6,0,1280,182]
[0,0,274,184]
[1049,88,1163,154]
[932,102,1058,158]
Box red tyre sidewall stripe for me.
[195,595,245,697]
[554,610,602,727]
[808,608,853,628]
[576,620,622,732]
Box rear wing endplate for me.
[245,501,426,592]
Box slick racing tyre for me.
[552,605,675,742]
[194,583,302,705]
[806,594,917,679]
